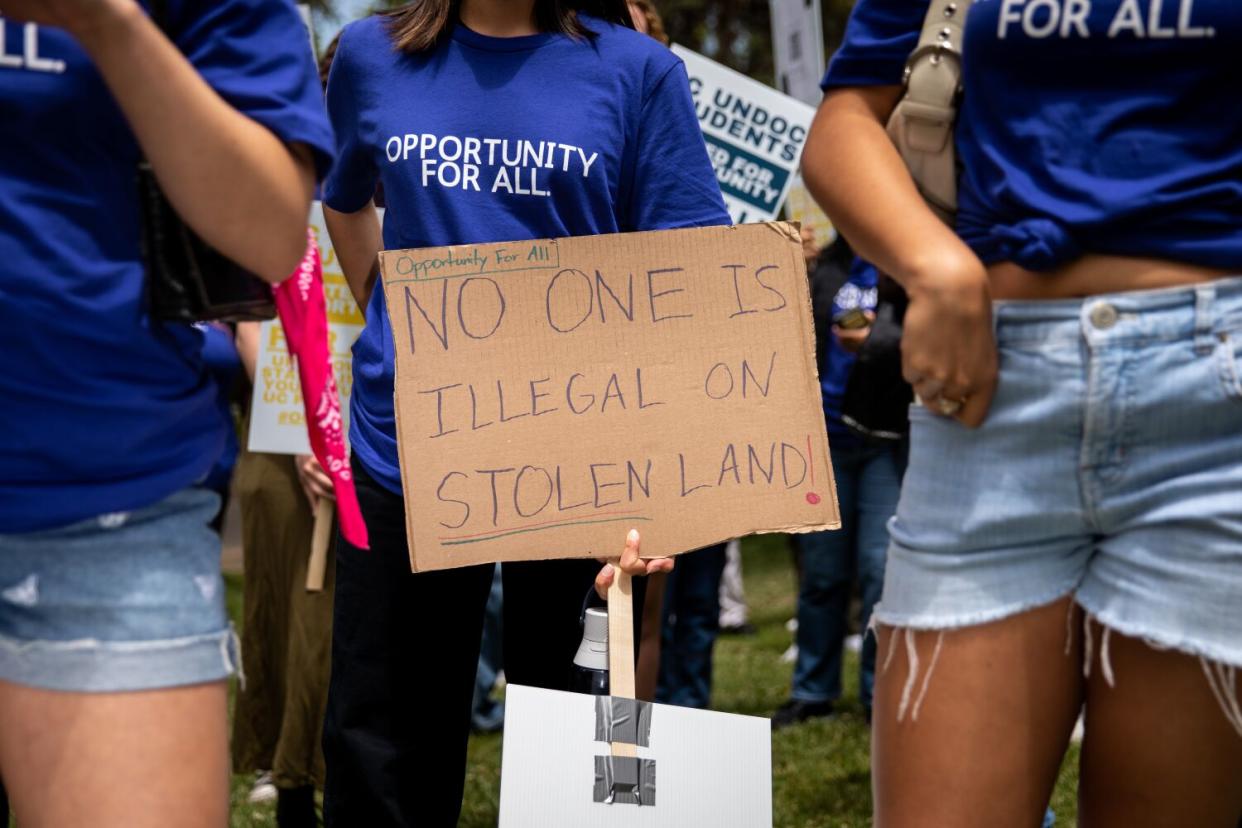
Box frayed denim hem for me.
[869,587,1242,738]
[0,622,241,693]
[1075,601,1242,738]
[869,581,1080,634]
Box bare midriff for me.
[987,255,1235,301]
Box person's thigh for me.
[872,598,1084,828]
[1078,631,1242,828]
[0,487,234,825]
[0,679,229,828]
[872,303,1096,826]
[1074,281,1242,825]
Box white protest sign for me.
[675,45,816,225]
[246,202,367,455]
[499,685,772,827]
[769,0,825,107]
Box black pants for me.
[323,461,644,827]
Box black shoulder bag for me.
[138,0,277,323]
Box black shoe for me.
[771,698,835,729]
[276,785,318,828]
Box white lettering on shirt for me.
[1024,0,1062,38]
[1148,0,1176,37]
[0,20,67,74]
[998,0,1215,40]
[1061,0,1091,37]
[1107,0,1215,38]
[998,0,1025,38]
[386,133,602,199]
[1108,0,1147,36]
[1178,0,1212,36]
[577,147,599,179]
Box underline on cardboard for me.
[440,514,653,546]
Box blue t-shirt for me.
[820,260,878,446]
[198,323,242,495]
[823,0,1242,271]
[324,15,730,494]
[0,1,335,533]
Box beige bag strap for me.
[885,0,973,223]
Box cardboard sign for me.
[674,45,816,224]
[380,222,839,573]
[499,685,772,827]
[247,203,366,455]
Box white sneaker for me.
[781,644,799,664]
[247,771,278,804]
[1070,713,1085,743]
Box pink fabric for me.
[273,231,369,549]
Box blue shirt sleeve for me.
[172,0,336,179]
[322,22,379,214]
[821,0,925,89]
[622,61,731,231]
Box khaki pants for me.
[230,450,334,789]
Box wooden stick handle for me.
[306,498,334,593]
[607,562,638,758]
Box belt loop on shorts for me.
[1194,283,1216,355]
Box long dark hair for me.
[383,0,634,53]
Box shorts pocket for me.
[1217,331,1242,401]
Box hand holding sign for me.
[594,529,672,600]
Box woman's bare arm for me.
[12,0,317,283]
[235,321,260,384]
[324,202,383,309]
[801,87,997,426]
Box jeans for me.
[792,441,905,711]
[657,544,728,709]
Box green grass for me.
[225,538,1080,826]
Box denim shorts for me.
[880,276,1242,668]
[0,487,239,692]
